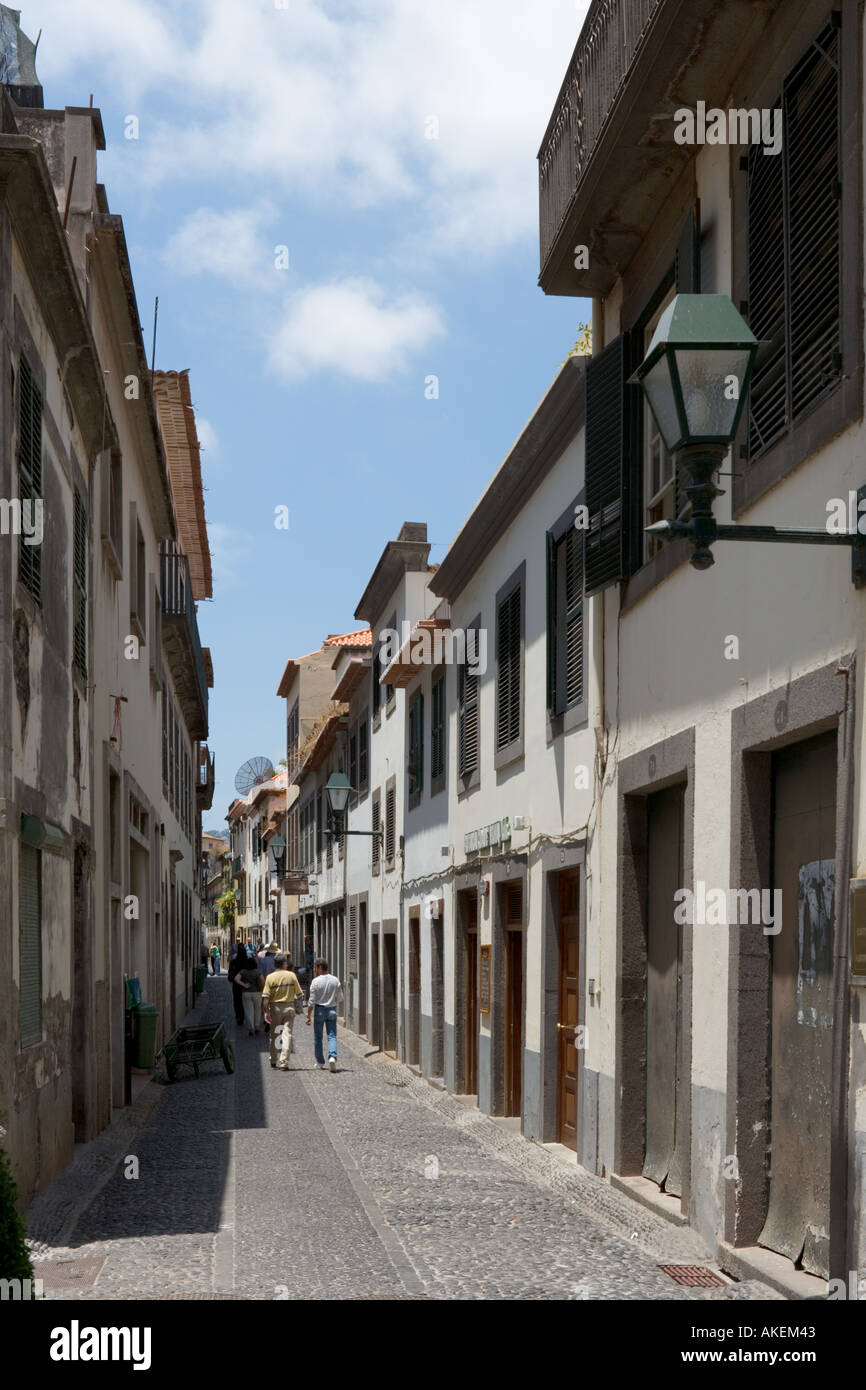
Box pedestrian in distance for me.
[210,943,221,975]
[303,935,315,1000]
[262,954,303,1070]
[259,942,278,1033]
[227,944,249,1027]
[306,958,343,1072]
[237,954,265,1036]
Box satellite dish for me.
[235,756,275,797]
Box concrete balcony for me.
[160,540,208,739]
[537,0,776,297]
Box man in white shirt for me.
[306,958,344,1072]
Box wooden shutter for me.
[349,728,357,792]
[496,586,521,749]
[585,335,628,594]
[431,677,444,780]
[785,18,841,421]
[459,639,480,778]
[372,791,381,872]
[747,112,786,456]
[563,527,584,708]
[19,843,42,1047]
[546,532,556,712]
[18,355,43,603]
[505,881,522,926]
[348,902,358,974]
[385,785,396,864]
[747,19,840,460]
[358,712,369,788]
[73,491,87,679]
[674,204,700,519]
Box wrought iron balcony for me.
[197,743,215,811]
[160,540,208,740]
[537,0,767,296]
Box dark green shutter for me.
[674,204,701,519]
[359,712,368,788]
[585,335,628,594]
[459,636,480,778]
[19,843,42,1047]
[563,528,585,708]
[18,356,43,603]
[496,586,521,749]
[73,491,87,679]
[747,18,840,460]
[431,677,444,781]
[546,531,556,713]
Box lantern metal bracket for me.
[647,456,866,588]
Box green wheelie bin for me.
[134,1002,159,1069]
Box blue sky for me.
[29,0,589,823]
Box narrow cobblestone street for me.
[24,978,780,1302]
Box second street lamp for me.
[325,772,383,841]
[630,293,866,582]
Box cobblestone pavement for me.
[25,977,781,1301]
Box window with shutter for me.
[431,675,445,791]
[495,567,524,767]
[73,491,87,680]
[348,729,357,796]
[408,691,423,802]
[358,709,369,790]
[385,782,396,867]
[371,790,381,875]
[747,19,840,460]
[496,587,520,750]
[584,335,628,594]
[19,842,42,1048]
[18,355,43,604]
[505,880,522,927]
[458,621,480,783]
[349,902,358,974]
[548,520,585,718]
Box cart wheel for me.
[221,1042,235,1074]
[165,1059,177,1082]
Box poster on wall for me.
[480,944,491,1014]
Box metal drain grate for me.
[37,1257,106,1291]
[658,1264,726,1288]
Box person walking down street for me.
[306,958,343,1072]
[262,954,303,1071]
[211,943,221,975]
[238,956,265,1036]
[303,935,315,1000]
[228,945,249,1027]
[259,943,278,1033]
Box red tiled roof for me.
[276,629,371,697]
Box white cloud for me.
[31,0,588,257]
[161,205,276,286]
[195,415,218,459]
[206,519,252,592]
[267,277,445,383]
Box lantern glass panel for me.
[642,354,683,453]
[673,347,751,440]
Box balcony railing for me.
[160,540,209,739]
[538,0,660,273]
[197,743,215,810]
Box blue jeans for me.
[313,1005,338,1064]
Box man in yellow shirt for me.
[262,953,303,1070]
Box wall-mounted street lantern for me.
[270,834,286,877]
[325,771,383,841]
[631,294,866,581]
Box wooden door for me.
[557,870,580,1150]
[358,906,367,1037]
[503,883,524,1118]
[760,731,836,1279]
[408,916,421,1065]
[465,895,478,1094]
[371,933,380,1047]
[644,784,685,1196]
[383,932,397,1053]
